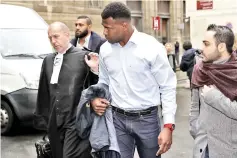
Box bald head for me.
[49,22,70,34]
[48,22,71,53]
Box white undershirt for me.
[50,44,71,84]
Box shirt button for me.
[56,100,59,102]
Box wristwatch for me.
[164,124,175,132]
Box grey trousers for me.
[113,107,161,158]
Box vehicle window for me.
[0,29,54,58]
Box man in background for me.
[71,15,105,85]
[71,15,106,53]
[174,41,180,66]
[180,41,196,84]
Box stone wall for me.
[1,0,105,37]
[1,0,189,43]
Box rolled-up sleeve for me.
[151,45,177,124]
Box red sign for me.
[153,16,160,30]
[197,0,213,10]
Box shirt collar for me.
[127,28,139,45]
[85,33,91,43]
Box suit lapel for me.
[88,35,93,51]
[88,32,100,52]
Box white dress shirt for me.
[98,30,177,124]
[50,44,72,84]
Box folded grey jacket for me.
[75,83,120,158]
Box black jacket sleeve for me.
[95,38,106,53]
[83,50,100,87]
[180,51,195,72]
[33,58,50,130]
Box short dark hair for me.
[101,2,131,21]
[207,24,234,54]
[77,15,92,25]
[183,41,192,51]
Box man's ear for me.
[88,24,92,30]
[218,43,226,53]
[122,22,128,31]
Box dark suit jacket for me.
[180,48,196,81]
[34,46,96,130]
[70,31,106,53]
[71,31,106,85]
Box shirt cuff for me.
[163,114,175,124]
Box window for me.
[0,29,53,58]
[87,0,103,8]
[157,0,170,14]
[132,17,142,31]
[127,0,143,31]
[127,0,142,11]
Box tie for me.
[50,54,63,84]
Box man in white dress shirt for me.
[90,2,177,158]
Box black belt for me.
[112,106,157,117]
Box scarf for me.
[191,52,237,101]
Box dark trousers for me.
[113,107,161,158]
[48,107,92,158]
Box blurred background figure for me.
[179,41,196,85]
[165,42,176,72]
[174,41,180,66]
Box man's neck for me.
[214,52,231,63]
[119,27,134,47]
[58,43,71,54]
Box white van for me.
[0,4,53,134]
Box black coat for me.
[180,48,196,81]
[71,31,106,85]
[34,46,96,130]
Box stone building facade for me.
[186,0,237,49]
[1,0,189,44]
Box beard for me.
[203,48,220,63]
[75,29,89,38]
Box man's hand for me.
[156,128,173,156]
[90,98,110,116]
[85,52,99,72]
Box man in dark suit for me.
[34,22,98,158]
[70,15,106,53]
[71,16,105,85]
